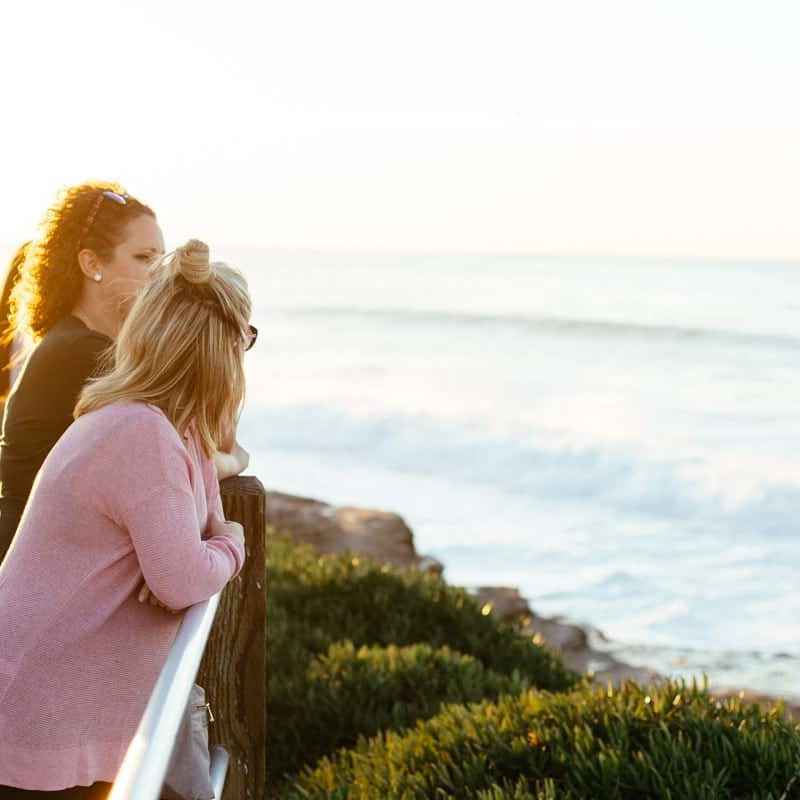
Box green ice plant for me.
[289,678,800,800]
[266,535,800,799]
[266,534,577,783]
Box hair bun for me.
[175,239,212,284]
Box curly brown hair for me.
[11,182,156,341]
[0,242,29,401]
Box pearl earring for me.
[93,274,102,282]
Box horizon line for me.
[1,240,797,266]
[209,243,800,265]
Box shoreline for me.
[265,489,799,720]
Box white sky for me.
[1,0,799,258]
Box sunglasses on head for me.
[78,190,128,250]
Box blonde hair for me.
[75,239,251,457]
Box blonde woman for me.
[0,184,249,564]
[0,240,254,798]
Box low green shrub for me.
[289,679,800,799]
[267,535,576,690]
[270,641,528,779]
[266,535,578,783]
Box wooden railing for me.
[199,476,267,800]
[111,475,267,800]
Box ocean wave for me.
[271,306,800,350]
[241,403,800,532]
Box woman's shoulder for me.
[4,318,113,426]
[56,403,196,506]
[27,315,111,370]
[70,403,192,478]
[83,401,180,439]
[41,314,110,344]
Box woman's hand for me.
[213,440,250,480]
[135,516,242,612]
[208,512,245,542]
[137,581,180,614]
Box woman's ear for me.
[76,248,100,282]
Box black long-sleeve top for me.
[0,315,112,560]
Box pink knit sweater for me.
[0,402,245,790]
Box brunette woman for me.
[0,183,164,559]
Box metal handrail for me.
[109,592,228,800]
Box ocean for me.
[226,248,800,700]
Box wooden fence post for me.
[197,475,267,800]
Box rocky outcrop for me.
[471,586,798,709]
[265,491,443,575]
[473,586,660,686]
